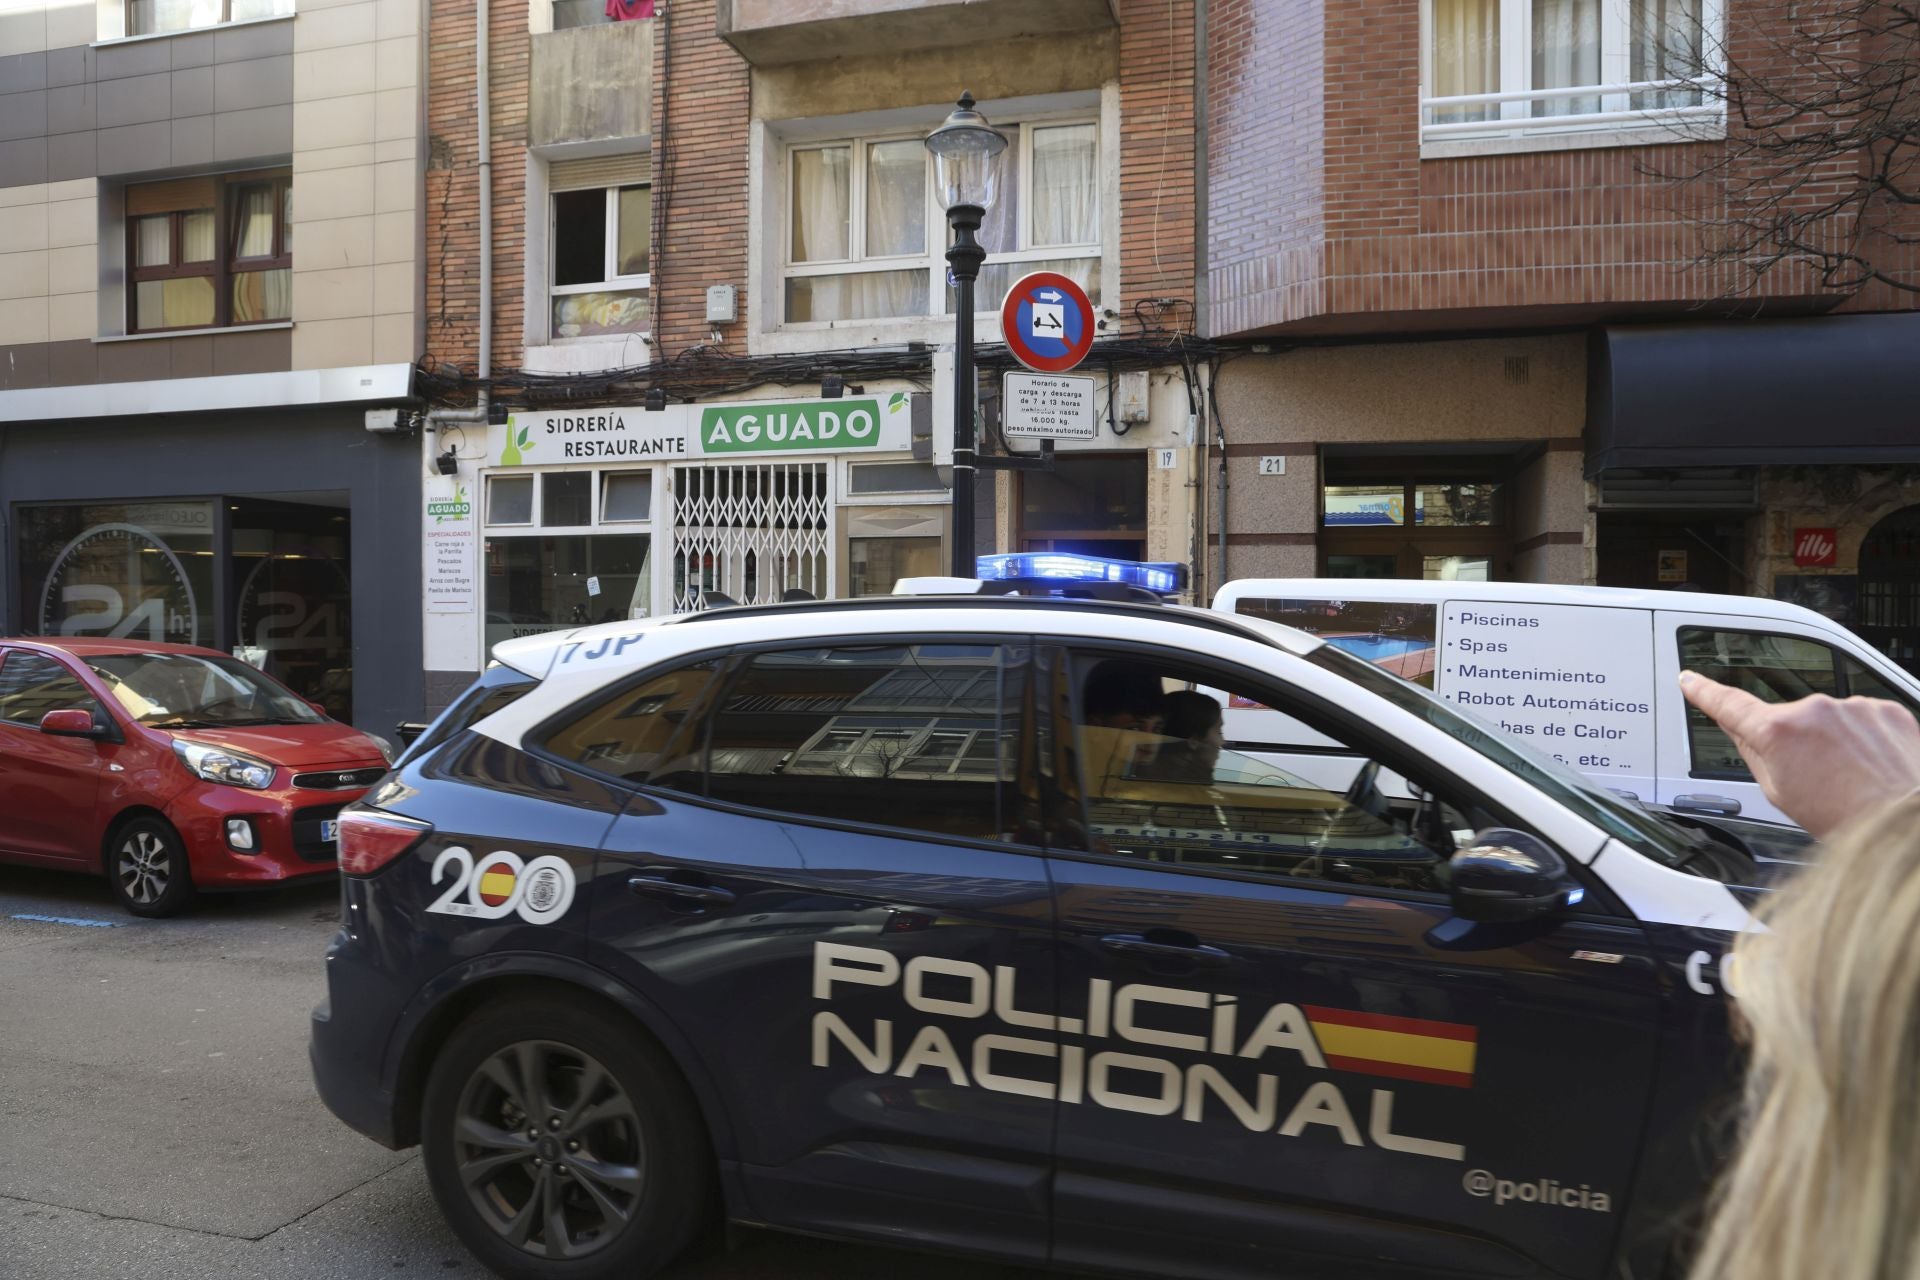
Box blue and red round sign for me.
[999,271,1096,374]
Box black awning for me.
[1586,312,1920,475]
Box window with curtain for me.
[1424,0,1716,142]
[127,171,290,334]
[550,183,652,340]
[784,116,1102,327]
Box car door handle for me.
[1098,933,1231,968]
[1672,793,1741,817]
[626,874,736,909]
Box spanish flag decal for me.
[1304,1006,1478,1089]
[477,863,518,908]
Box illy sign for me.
[1793,527,1838,567]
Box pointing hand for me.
[1678,670,1920,839]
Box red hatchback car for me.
[0,638,393,917]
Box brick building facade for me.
[415,0,1208,696]
[413,0,1920,691]
[1203,0,1920,676]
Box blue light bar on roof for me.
[975,552,1186,595]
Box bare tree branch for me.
[1644,0,1920,300]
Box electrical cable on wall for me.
[416,326,1250,414]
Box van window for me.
[1232,598,1439,687]
[1678,628,1920,779]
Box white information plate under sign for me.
[1003,372,1098,440]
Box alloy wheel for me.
[452,1040,646,1261]
[117,830,172,906]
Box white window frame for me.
[1418,0,1726,157]
[548,182,651,345]
[779,111,1104,332]
[111,0,294,41]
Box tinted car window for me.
[704,643,1014,842]
[0,652,102,726]
[540,659,720,788]
[1062,654,1471,894]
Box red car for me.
[0,638,394,917]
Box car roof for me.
[1212,578,1839,628]
[490,595,1323,681]
[0,636,235,660]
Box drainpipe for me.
[429,0,494,431]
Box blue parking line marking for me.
[9,913,123,928]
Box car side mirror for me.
[1447,829,1581,924]
[39,708,103,739]
[307,701,331,719]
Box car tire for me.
[421,992,716,1280]
[107,816,197,918]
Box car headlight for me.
[173,739,277,789]
[365,732,397,765]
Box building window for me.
[1423,0,1721,146]
[784,118,1101,327]
[484,466,655,646]
[551,0,652,28]
[126,0,293,36]
[128,172,291,334]
[551,184,651,340]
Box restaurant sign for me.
[492,393,910,467]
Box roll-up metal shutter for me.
[549,154,653,191]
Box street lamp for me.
[925,92,1007,578]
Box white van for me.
[1211,580,1920,827]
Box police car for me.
[310,589,1763,1280]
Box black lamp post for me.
[925,92,1008,578]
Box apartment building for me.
[0,0,429,734]
[415,0,1204,696]
[1204,0,1920,673]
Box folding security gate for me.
[670,461,830,613]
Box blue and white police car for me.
[311,587,1766,1280]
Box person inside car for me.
[1138,690,1226,785]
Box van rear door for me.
[1653,610,1920,825]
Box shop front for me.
[425,389,948,672]
[1587,313,1920,675]
[0,409,424,738]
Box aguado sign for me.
[489,393,913,467]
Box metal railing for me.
[1421,76,1722,140]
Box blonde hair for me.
[1689,793,1920,1280]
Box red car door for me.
[0,648,108,864]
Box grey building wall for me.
[0,409,425,738]
[0,20,295,189]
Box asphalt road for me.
[0,866,1050,1280]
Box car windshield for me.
[1306,645,1703,872]
[85,654,325,728]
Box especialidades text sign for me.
[489,393,912,467]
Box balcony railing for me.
[1420,77,1723,145]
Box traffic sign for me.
[1000,271,1096,373]
[1004,372,1097,439]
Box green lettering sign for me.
[700,399,885,455]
